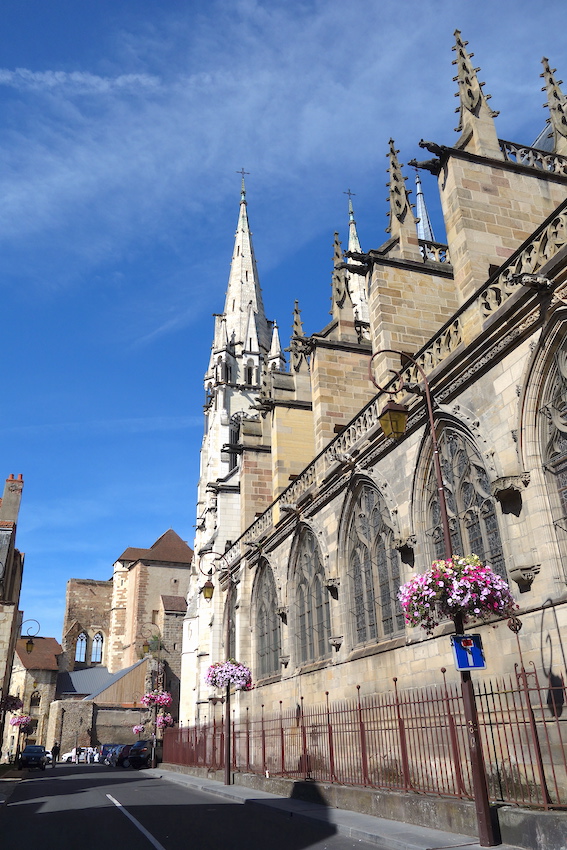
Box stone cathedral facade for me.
[179,33,567,726]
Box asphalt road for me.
[0,763,379,850]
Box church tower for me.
[180,178,272,720]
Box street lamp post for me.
[199,551,234,786]
[369,349,497,847]
[21,619,41,654]
[140,624,164,768]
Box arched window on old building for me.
[91,632,103,664]
[293,528,331,664]
[29,691,41,716]
[541,344,567,563]
[74,632,88,663]
[255,561,281,678]
[425,426,506,576]
[346,483,404,645]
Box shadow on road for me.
[0,765,339,850]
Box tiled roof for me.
[118,529,193,565]
[161,595,187,613]
[16,637,62,671]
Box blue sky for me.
[2,0,566,642]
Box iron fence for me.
[164,664,567,809]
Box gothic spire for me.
[267,321,286,372]
[452,30,501,159]
[414,170,435,243]
[385,140,421,259]
[222,176,270,354]
[345,191,362,254]
[541,58,567,156]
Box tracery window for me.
[347,484,404,644]
[541,345,567,556]
[425,428,505,576]
[255,561,281,678]
[223,587,237,660]
[294,528,331,664]
[91,632,103,664]
[74,632,87,663]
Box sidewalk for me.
[0,768,22,806]
[147,767,525,850]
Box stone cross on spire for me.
[452,30,502,159]
[541,58,567,156]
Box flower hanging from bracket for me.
[398,554,518,634]
[205,659,252,690]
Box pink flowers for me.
[156,713,174,729]
[10,714,32,729]
[140,690,173,708]
[398,554,518,634]
[206,659,252,690]
[132,724,145,735]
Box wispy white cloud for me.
[0,68,161,94]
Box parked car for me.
[100,743,119,762]
[128,740,162,769]
[111,744,133,768]
[61,748,86,763]
[18,745,47,770]
[104,745,122,765]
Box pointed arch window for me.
[75,632,87,663]
[347,484,404,645]
[223,588,237,659]
[228,413,242,472]
[541,346,567,562]
[91,632,103,664]
[29,691,41,715]
[294,528,331,664]
[425,427,505,576]
[255,561,281,678]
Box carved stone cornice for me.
[490,474,530,499]
[509,564,541,593]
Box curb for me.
[147,768,525,850]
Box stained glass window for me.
[425,429,506,576]
[294,529,331,664]
[255,561,281,678]
[347,484,404,644]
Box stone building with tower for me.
[179,28,567,758]
[0,474,25,756]
[12,528,195,755]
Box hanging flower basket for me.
[156,713,174,729]
[132,724,145,735]
[140,690,172,708]
[9,714,33,731]
[398,554,518,635]
[205,659,252,690]
[1,695,23,712]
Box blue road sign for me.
[451,634,486,671]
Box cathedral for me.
[178,28,567,769]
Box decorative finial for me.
[290,301,307,372]
[385,139,413,232]
[541,58,567,153]
[452,29,498,129]
[344,190,362,254]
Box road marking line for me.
[106,793,167,850]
